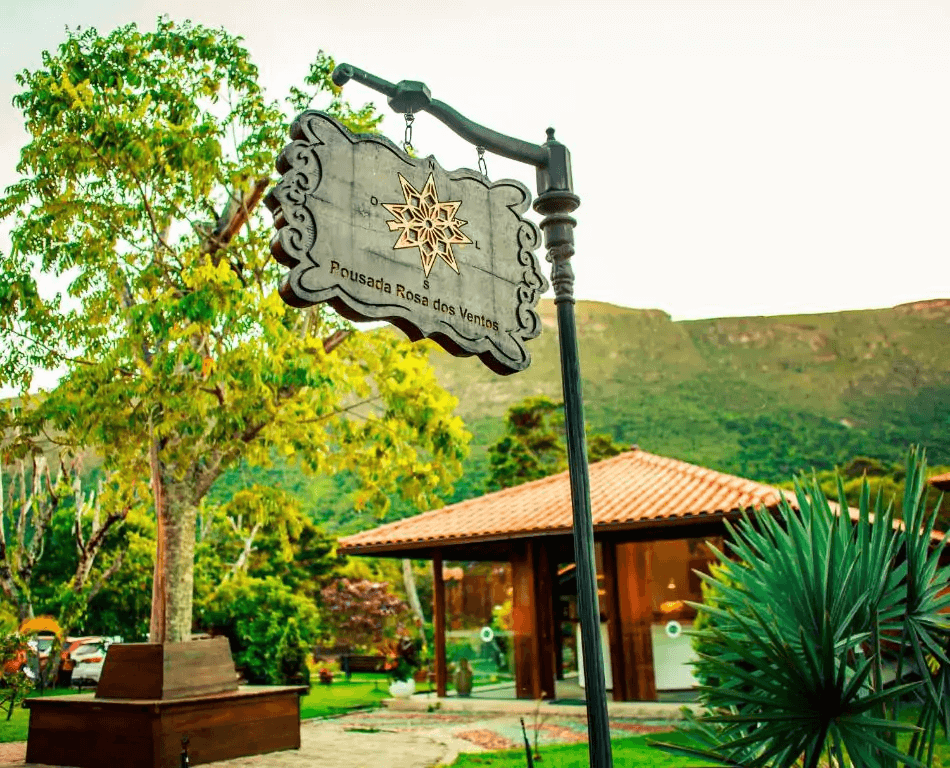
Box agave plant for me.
[653,447,950,768]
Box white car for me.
[65,637,111,685]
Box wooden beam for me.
[602,539,628,701]
[511,543,535,699]
[433,551,447,697]
[616,542,657,700]
[552,558,564,681]
[511,542,556,700]
[534,542,556,699]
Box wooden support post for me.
[433,551,447,697]
[602,540,628,701]
[615,542,657,701]
[535,542,556,698]
[552,559,564,681]
[512,541,556,700]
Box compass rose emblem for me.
[383,173,471,278]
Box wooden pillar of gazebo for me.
[552,559,565,680]
[511,541,556,699]
[603,540,657,701]
[433,550,447,697]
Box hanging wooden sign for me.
[265,111,548,375]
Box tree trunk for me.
[402,559,425,628]
[162,486,198,643]
[17,603,33,625]
[148,432,166,642]
[149,470,199,643]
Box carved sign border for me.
[265,111,547,375]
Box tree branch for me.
[192,450,226,504]
[201,178,270,286]
[84,552,124,602]
[198,385,226,407]
[323,329,350,355]
[292,396,382,426]
[80,505,129,581]
[227,521,261,578]
[4,327,95,367]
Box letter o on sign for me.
[480,626,495,643]
[665,620,682,639]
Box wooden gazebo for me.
[931,472,950,492]
[338,449,790,702]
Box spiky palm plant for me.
[654,447,949,768]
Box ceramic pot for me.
[413,667,430,684]
[454,657,474,697]
[388,678,416,698]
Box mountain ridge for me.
[428,297,950,502]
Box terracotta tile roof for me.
[930,472,950,492]
[338,450,787,555]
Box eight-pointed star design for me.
[383,173,471,278]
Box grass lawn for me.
[446,711,950,768]
[300,672,391,719]
[446,731,720,767]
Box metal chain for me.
[477,146,488,177]
[403,112,414,153]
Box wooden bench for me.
[25,686,306,768]
[341,654,388,673]
[25,637,305,768]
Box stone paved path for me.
[0,709,673,767]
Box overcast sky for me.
[1,0,948,321]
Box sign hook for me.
[403,112,415,153]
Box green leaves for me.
[485,395,625,491]
[656,447,950,767]
[196,574,321,684]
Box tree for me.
[0,21,469,642]
[776,455,950,529]
[67,507,155,640]
[486,395,625,491]
[0,453,136,686]
[192,487,338,607]
[319,578,412,652]
[74,490,337,642]
[657,447,950,767]
[0,455,131,629]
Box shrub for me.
[318,578,411,652]
[0,634,32,720]
[197,575,321,685]
[275,618,310,687]
[656,447,950,768]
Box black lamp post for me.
[332,64,613,768]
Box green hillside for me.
[213,298,950,529]
[430,298,950,499]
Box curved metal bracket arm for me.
[333,63,548,169]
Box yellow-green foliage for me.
[0,20,470,636]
